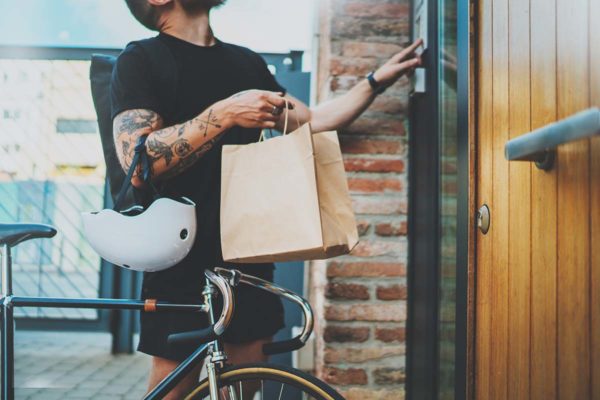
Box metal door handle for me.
[504,107,600,170]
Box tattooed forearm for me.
[113,105,229,183]
[172,139,192,157]
[113,109,164,175]
[117,109,161,136]
[161,136,221,180]
[147,137,175,166]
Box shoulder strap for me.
[136,38,178,119]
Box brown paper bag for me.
[220,123,358,263]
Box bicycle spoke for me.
[227,384,238,400]
[190,366,339,400]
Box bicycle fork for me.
[1,244,15,400]
[203,278,237,400]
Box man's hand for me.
[373,39,424,89]
[221,90,291,130]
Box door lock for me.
[477,204,490,234]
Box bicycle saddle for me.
[0,223,57,248]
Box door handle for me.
[504,107,600,170]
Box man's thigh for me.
[224,337,271,364]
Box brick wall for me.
[310,1,411,399]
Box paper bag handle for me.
[259,97,301,142]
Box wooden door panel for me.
[475,0,597,398]
[590,0,600,397]
[489,0,510,397]
[556,0,591,398]
[474,0,493,397]
[507,0,532,396]
[529,0,558,398]
[589,0,600,400]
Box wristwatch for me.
[367,71,386,95]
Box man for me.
[113,0,421,397]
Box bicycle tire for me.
[184,363,345,400]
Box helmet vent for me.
[123,264,131,269]
[180,229,188,240]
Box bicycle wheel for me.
[184,363,344,400]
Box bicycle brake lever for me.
[214,267,241,287]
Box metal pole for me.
[1,244,14,400]
[2,244,12,297]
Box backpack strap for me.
[136,38,178,119]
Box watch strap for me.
[367,71,386,94]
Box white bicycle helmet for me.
[82,197,196,272]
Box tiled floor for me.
[14,331,150,400]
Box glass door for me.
[407,0,469,398]
[438,0,458,398]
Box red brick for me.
[373,368,405,385]
[344,158,405,173]
[375,327,406,343]
[324,326,370,343]
[375,221,408,236]
[441,160,458,174]
[356,220,371,236]
[348,178,402,193]
[327,262,406,278]
[322,367,368,385]
[324,345,404,363]
[350,240,405,257]
[325,304,406,322]
[352,197,407,215]
[330,57,378,76]
[344,3,410,19]
[326,282,370,300]
[342,117,406,136]
[333,18,409,40]
[341,388,406,400]
[370,95,408,114]
[442,179,458,194]
[376,284,407,300]
[342,41,404,58]
[339,137,404,155]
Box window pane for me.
[438,0,458,398]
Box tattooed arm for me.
[113,90,287,187]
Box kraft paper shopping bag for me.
[220,115,358,263]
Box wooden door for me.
[474,0,600,398]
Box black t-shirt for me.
[110,33,285,298]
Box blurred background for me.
[0,0,316,321]
[0,1,317,398]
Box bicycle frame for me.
[0,243,314,400]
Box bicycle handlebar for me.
[215,268,314,356]
[262,337,305,355]
[167,270,233,349]
[167,326,218,348]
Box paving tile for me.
[13,331,149,400]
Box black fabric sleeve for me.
[110,42,163,121]
[253,53,287,95]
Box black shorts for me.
[137,266,285,362]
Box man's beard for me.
[179,0,226,13]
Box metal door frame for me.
[406,0,472,398]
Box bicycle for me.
[0,222,344,400]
